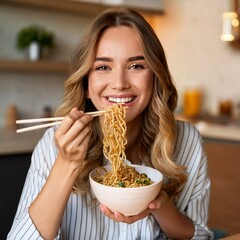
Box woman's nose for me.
[110,70,130,90]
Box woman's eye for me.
[129,64,144,70]
[95,65,110,71]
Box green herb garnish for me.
[118,182,125,187]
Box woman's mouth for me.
[107,96,135,104]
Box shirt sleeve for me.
[7,127,60,240]
[175,121,214,240]
[187,153,214,240]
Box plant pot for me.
[28,41,41,61]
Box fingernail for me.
[114,212,119,219]
[149,203,155,209]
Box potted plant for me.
[16,25,55,61]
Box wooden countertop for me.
[0,127,45,155]
[176,115,240,142]
[195,121,240,142]
[222,233,240,240]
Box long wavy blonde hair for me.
[56,8,187,196]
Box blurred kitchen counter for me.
[1,115,240,155]
[0,127,45,155]
[176,115,240,143]
[194,121,240,142]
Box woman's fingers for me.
[149,190,168,210]
[56,108,86,136]
[99,192,169,224]
[65,124,92,155]
[99,205,150,224]
[64,115,92,144]
[54,107,93,162]
[56,108,92,142]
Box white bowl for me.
[89,164,163,216]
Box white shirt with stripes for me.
[7,121,213,239]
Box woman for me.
[8,8,213,240]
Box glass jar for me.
[219,99,233,117]
[183,88,202,118]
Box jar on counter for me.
[218,99,233,117]
[5,105,18,129]
[183,86,203,118]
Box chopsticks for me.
[16,110,105,133]
[16,121,63,133]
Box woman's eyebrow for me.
[94,55,145,62]
[95,57,113,62]
[128,56,145,61]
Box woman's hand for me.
[99,190,169,224]
[99,204,149,224]
[99,190,194,239]
[54,107,93,169]
[29,108,93,240]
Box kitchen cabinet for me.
[0,153,32,239]
[204,139,240,235]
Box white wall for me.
[151,0,240,115]
[0,0,240,127]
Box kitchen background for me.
[0,0,240,126]
[0,0,240,239]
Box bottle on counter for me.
[218,99,233,118]
[183,82,203,118]
[5,104,18,129]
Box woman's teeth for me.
[108,97,135,103]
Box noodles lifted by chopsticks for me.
[94,104,153,188]
[103,104,127,174]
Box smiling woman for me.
[88,25,154,123]
[7,8,213,240]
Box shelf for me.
[0,1,163,74]
[1,0,164,16]
[0,60,69,73]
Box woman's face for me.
[88,26,154,123]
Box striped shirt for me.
[7,121,213,240]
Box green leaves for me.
[16,25,54,50]
[118,182,125,187]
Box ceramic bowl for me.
[89,164,163,216]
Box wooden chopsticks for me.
[16,110,105,133]
[16,121,62,133]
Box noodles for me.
[93,104,153,188]
[102,104,127,172]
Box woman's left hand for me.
[100,191,194,239]
[99,190,169,224]
[99,204,150,224]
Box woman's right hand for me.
[54,107,93,169]
[28,107,93,239]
